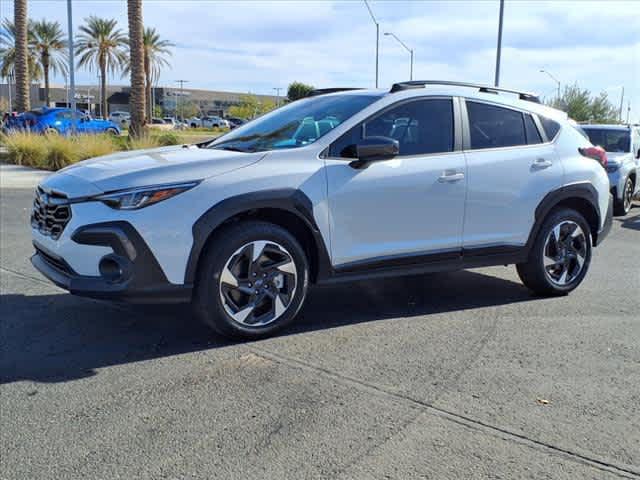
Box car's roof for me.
[321,84,568,122]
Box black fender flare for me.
[184,189,332,284]
[525,182,601,254]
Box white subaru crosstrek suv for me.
[31,81,613,339]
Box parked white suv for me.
[30,81,613,339]
[580,124,639,215]
[108,111,130,128]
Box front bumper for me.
[31,221,192,303]
[594,193,614,247]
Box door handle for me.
[532,158,553,169]
[438,170,465,183]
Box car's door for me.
[324,97,467,267]
[461,99,563,250]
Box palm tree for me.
[32,20,68,107]
[12,0,31,111]
[76,16,127,118]
[127,0,146,137]
[124,27,173,121]
[0,19,42,83]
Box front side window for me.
[467,101,526,149]
[581,128,631,153]
[209,94,383,153]
[329,98,454,158]
[56,111,72,121]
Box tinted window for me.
[524,114,542,144]
[330,99,454,158]
[467,102,526,149]
[540,116,561,140]
[56,111,72,121]
[581,128,630,153]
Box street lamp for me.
[176,79,189,120]
[273,87,282,106]
[66,0,77,133]
[539,69,561,103]
[363,0,379,88]
[494,0,504,86]
[384,32,413,81]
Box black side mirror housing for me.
[350,136,399,169]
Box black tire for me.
[44,127,59,136]
[106,128,119,136]
[193,221,309,340]
[516,208,592,296]
[613,176,634,216]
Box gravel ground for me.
[1,164,639,479]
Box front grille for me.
[31,187,72,240]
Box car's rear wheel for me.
[106,128,119,136]
[193,221,309,339]
[44,127,59,136]
[517,208,592,296]
[614,176,634,216]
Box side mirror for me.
[636,148,640,159]
[350,136,399,169]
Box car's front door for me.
[461,100,563,250]
[324,97,467,268]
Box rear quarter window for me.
[540,116,561,140]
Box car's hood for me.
[46,145,264,196]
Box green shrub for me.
[154,132,181,146]
[76,134,119,159]
[127,134,161,151]
[45,135,79,169]
[4,132,48,168]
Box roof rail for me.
[308,88,364,97]
[389,80,541,103]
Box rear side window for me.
[540,116,561,140]
[524,114,542,144]
[330,98,454,158]
[466,101,526,149]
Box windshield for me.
[208,94,382,153]
[582,128,631,153]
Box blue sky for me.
[2,0,639,121]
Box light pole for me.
[363,0,380,88]
[539,69,560,103]
[273,87,282,106]
[494,0,504,86]
[66,0,77,133]
[176,79,189,120]
[384,32,413,81]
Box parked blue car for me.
[2,107,121,136]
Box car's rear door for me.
[325,97,467,268]
[461,99,563,251]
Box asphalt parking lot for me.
[1,164,639,480]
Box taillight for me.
[579,146,607,167]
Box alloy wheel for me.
[219,240,297,327]
[623,179,633,213]
[543,221,588,286]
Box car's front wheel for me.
[193,221,309,339]
[517,208,592,296]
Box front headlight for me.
[94,181,201,210]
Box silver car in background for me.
[581,124,640,215]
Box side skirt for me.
[319,246,527,284]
